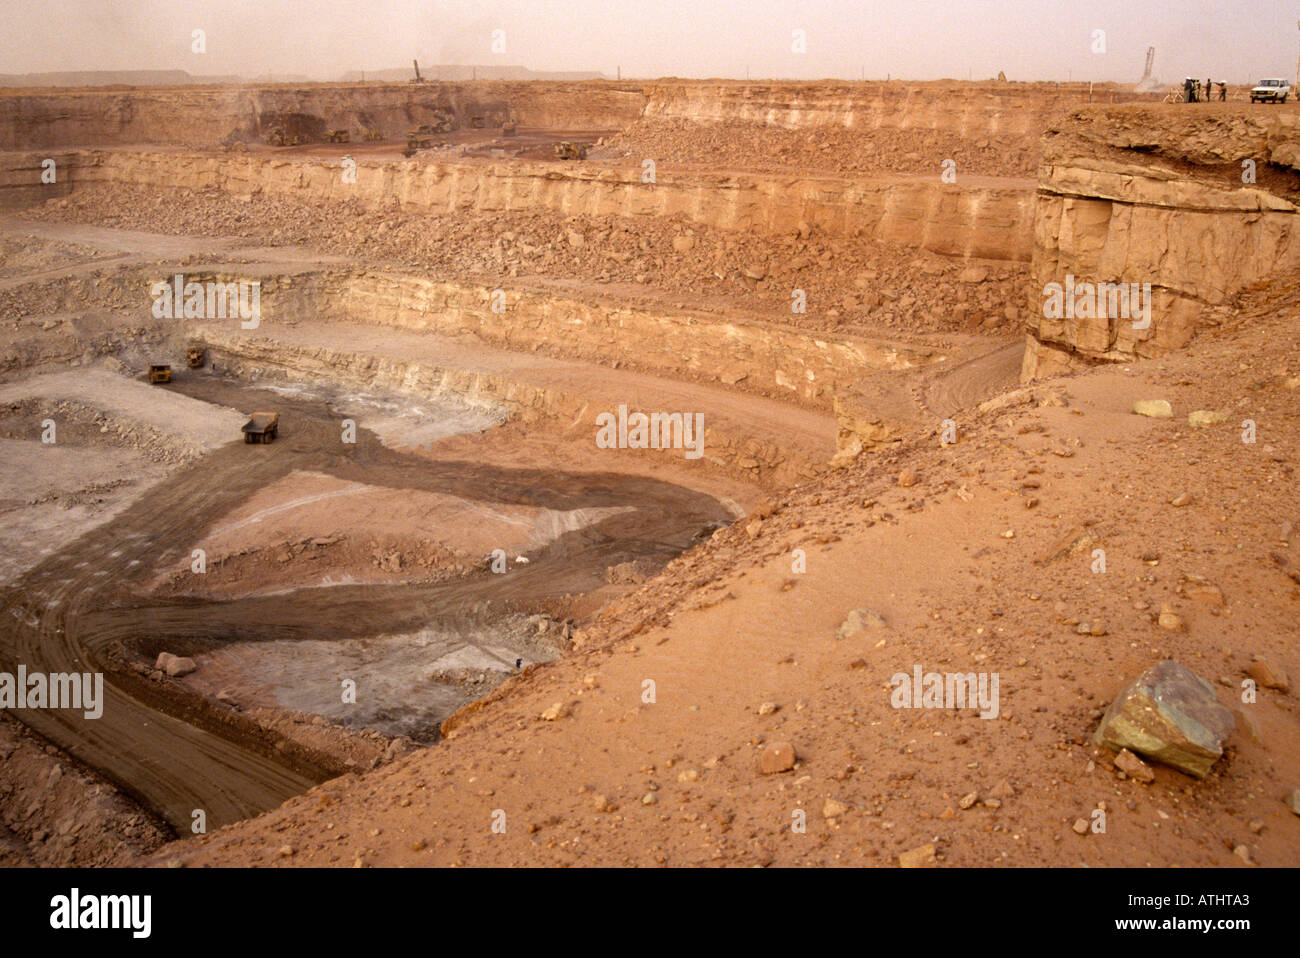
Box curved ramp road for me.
[922,340,1025,420]
[0,391,735,832]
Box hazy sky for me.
[2,0,1297,83]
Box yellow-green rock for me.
[1133,399,1173,418]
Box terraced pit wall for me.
[62,149,1033,261]
[641,80,1126,133]
[200,330,819,488]
[5,265,866,484]
[1,80,1069,258]
[0,150,74,209]
[10,263,941,408]
[0,81,647,150]
[0,78,1127,151]
[256,270,940,406]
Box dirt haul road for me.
[0,386,736,833]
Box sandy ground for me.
[0,438,163,584]
[0,215,356,273]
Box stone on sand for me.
[1133,399,1173,419]
[1094,660,1235,779]
[899,843,937,867]
[759,741,796,774]
[837,608,888,639]
[155,652,197,677]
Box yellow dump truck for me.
[241,411,279,444]
[148,364,171,384]
[554,141,588,160]
[404,132,435,156]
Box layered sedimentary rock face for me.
[1024,107,1300,379]
[0,81,647,150]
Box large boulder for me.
[155,652,197,677]
[1094,660,1235,778]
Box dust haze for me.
[2,0,1298,83]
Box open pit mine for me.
[0,76,1297,872]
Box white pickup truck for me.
[1250,79,1291,103]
